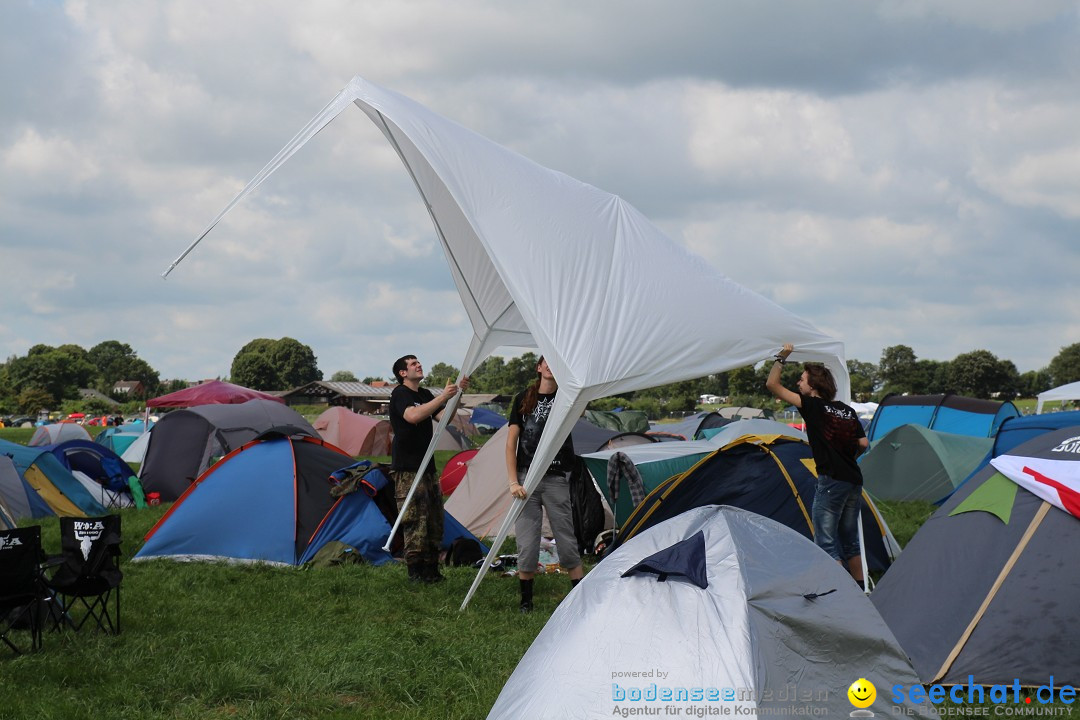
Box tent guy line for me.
[161,75,851,609]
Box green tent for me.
[860,423,992,503]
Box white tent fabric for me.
[164,76,850,608]
[121,430,150,466]
[488,505,935,719]
[1037,381,1080,414]
[71,470,133,508]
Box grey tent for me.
[871,426,1080,686]
[488,505,936,719]
[860,424,993,503]
[139,399,317,501]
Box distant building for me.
[279,381,395,414]
[112,380,145,397]
[278,381,510,414]
[78,388,121,407]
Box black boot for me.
[407,562,424,583]
[519,578,534,613]
[423,561,446,584]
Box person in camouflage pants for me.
[392,468,444,573]
[388,354,468,583]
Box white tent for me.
[164,76,850,608]
[1036,380,1080,414]
[488,505,936,719]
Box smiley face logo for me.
[848,678,876,709]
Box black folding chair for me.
[0,525,47,654]
[47,515,122,634]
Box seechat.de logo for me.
[849,679,876,718]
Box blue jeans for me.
[812,475,861,562]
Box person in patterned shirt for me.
[766,343,869,585]
[506,356,583,612]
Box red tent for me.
[147,380,285,408]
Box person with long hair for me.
[506,356,583,612]
[766,343,869,585]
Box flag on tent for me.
[991,452,1080,519]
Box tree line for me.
[3,337,1078,419]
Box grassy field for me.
[0,426,1061,719]
[2,497,939,720]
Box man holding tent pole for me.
[766,343,869,588]
[389,354,468,584]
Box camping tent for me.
[583,420,807,524]
[28,423,90,446]
[488,505,935,720]
[871,426,1080,686]
[139,399,317,501]
[1036,380,1080,414]
[582,409,649,433]
[859,424,993,503]
[147,379,285,408]
[0,439,107,517]
[0,454,52,524]
[469,407,506,432]
[312,406,391,457]
[866,393,1019,442]
[136,434,482,566]
[121,430,151,465]
[444,420,650,540]
[95,424,150,456]
[40,440,135,497]
[603,435,899,572]
[163,76,852,607]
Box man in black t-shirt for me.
[389,354,468,583]
[766,344,869,586]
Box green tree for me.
[5,344,96,405]
[468,356,507,393]
[1018,368,1052,398]
[422,362,459,388]
[330,370,358,382]
[728,366,760,398]
[88,340,160,396]
[17,387,54,415]
[502,352,541,392]
[947,350,1018,399]
[879,345,918,394]
[361,376,384,384]
[846,359,878,400]
[230,351,279,391]
[230,338,322,390]
[1048,343,1080,387]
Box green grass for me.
[1,505,566,720]
[0,435,1056,718]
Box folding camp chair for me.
[0,525,48,654]
[47,515,122,634]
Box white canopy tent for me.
[1036,381,1080,414]
[164,76,850,609]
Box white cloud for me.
[1,0,1078,386]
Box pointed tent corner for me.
[948,471,1017,524]
[621,529,709,589]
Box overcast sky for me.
[2,1,1078,384]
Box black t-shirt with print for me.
[389,384,436,471]
[508,390,575,473]
[799,393,865,486]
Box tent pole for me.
[382,334,488,552]
[460,392,590,611]
[857,510,869,593]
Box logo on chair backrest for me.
[73,520,105,560]
[0,535,23,550]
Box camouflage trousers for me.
[392,469,444,565]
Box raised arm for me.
[765,343,801,409]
